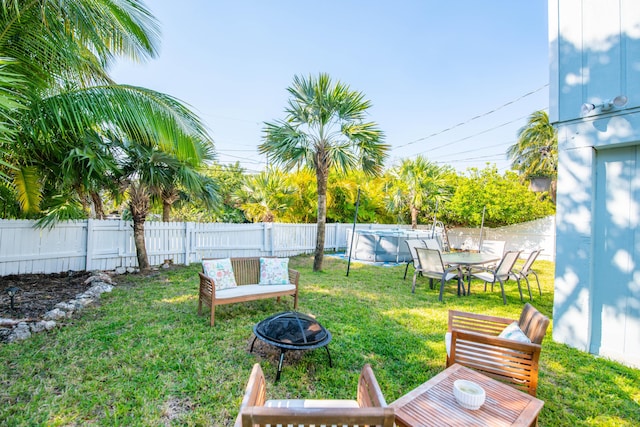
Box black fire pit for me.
[250,311,332,381]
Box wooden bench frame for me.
[198,257,299,326]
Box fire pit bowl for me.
[250,311,332,381]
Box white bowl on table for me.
[453,379,486,410]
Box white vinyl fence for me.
[0,217,555,275]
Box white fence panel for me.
[447,216,556,261]
[0,220,86,275]
[191,222,266,260]
[0,216,556,275]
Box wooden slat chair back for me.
[518,301,550,344]
[446,303,550,396]
[235,363,394,427]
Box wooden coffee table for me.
[390,364,544,427]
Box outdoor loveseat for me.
[198,257,299,326]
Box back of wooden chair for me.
[236,363,394,427]
[240,406,395,427]
[447,303,550,396]
[519,302,550,344]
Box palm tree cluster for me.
[0,1,217,270]
[508,110,558,201]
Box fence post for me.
[185,222,193,265]
[85,219,94,271]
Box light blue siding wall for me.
[551,0,640,367]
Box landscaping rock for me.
[85,273,114,285]
[8,322,31,342]
[114,266,127,275]
[43,308,68,321]
[30,320,56,333]
[1,271,116,343]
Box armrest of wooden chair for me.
[357,363,388,407]
[447,330,542,396]
[234,364,267,426]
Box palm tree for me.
[0,1,216,270]
[386,156,452,229]
[236,169,294,222]
[116,136,217,271]
[507,110,558,201]
[260,73,388,271]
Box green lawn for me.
[1,255,639,426]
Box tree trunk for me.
[91,191,105,220]
[162,200,171,222]
[410,205,418,229]
[132,215,149,272]
[314,165,328,272]
[129,183,150,272]
[161,187,179,222]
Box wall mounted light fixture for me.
[581,95,628,116]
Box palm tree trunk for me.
[91,191,105,219]
[132,215,149,271]
[129,183,150,272]
[410,205,418,229]
[162,200,171,222]
[161,187,179,222]
[314,166,328,272]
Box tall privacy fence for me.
[0,216,555,275]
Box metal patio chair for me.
[509,249,543,299]
[413,247,463,301]
[467,250,522,304]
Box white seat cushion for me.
[265,399,360,408]
[498,321,531,343]
[215,284,295,299]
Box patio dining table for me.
[441,252,501,295]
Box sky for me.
[110,1,550,175]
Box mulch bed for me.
[0,271,92,319]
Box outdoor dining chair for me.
[467,250,522,304]
[476,239,506,270]
[413,247,463,301]
[509,249,543,299]
[403,239,428,280]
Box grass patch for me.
[1,255,639,426]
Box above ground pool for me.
[346,228,443,263]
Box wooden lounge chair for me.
[235,363,394,427]
[446,303,550,396]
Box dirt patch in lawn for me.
[0,271,93,320]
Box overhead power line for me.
[393,84,549,151]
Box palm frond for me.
[12,165,42,213]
